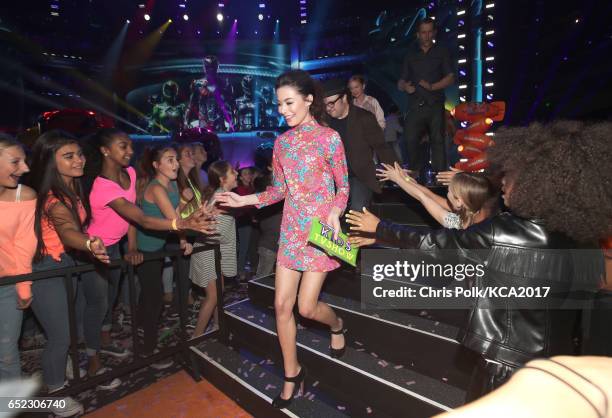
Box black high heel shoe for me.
[272,366,306,409]
[330,317,347,359]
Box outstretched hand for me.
[377,162,413,185]
[182,206,217,235]
[215,192,248,208]
[347,233,376,248]
[345,207,381,234]
[436,167,462,186]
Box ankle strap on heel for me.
[284,367,304,382]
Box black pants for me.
[136,256,164,354]
[403,102,447,172]
[585,290,612,355]
[465,357,518,403]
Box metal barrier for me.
[1,244,224,396]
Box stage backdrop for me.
[125,42,290,134]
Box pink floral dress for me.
[256,121,349,272]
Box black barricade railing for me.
[1,243,223,396]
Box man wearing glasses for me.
[323,78,399,211]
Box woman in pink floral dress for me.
[217,70,349,408]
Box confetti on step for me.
[378,360,389,367]
[356,348,365,352]
[259,372,266,378]
[394,364,404,369]
[312,380,319,387]
[337,405,346,411]
[249,365,255,372]
[259,319,264,323]
[265,384,277,391]
[308,394,316,401]
[259,359,265,365]
[367,407,373,414]
[435,321,440,326]
[442,377,448,382]
[405,381,416,386]
[297,324,306,330]
[371,352,379,358]
[266,359,275,365]
[243,359,249,364]
[248,315,254,319]
[371,313,380,318]
[243,372,249,378]
[238,368,242,373]
[420,310,428,316]
[354,341,363,346]
[312,338,320,343]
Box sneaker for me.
[100,343,130,358]
[151,358,174,370]
[91,367,122,391]
[66,361,87,380]
[49,396,84,417]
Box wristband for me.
[85,238,93,252]
[171,218,179,231]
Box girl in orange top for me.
[26,130,108,415]
[0,134,36,379]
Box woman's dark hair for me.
[82,128,129,193]
[27,130,90,262]
[0,133,21,152]
[176,143,203,207]
[487,120,612,243]
[136,143,176,200]
[275,69,326,124]
[203,160,232,203]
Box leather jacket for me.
[375,212,602,367]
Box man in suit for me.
[322,78,399,211]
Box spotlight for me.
[276,19,279,22]
[258,13,264,21]
[168,18,173,23]
[234,18,238,22]
[216,13,223,22]
[183,14,189,21]
[126,19,131,23]
[144,13,150,21]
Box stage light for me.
[126,19,130,24]
[217,13,224,22]
[259,3,266,8]
[487,68,494,73]
[485,82,494,87]
[457,10,466,15]
[258,14,264,21]
[485,3,495,8]
[254,30,258,34]
[485,30,495,35]
[276,19,279,22]
[234,19,238,22]
[459,84,467,89]
[458,58,467,63]
[485,56,494,61]
[144,13,151,21]
[183,14,189,21]
[168,19,173,23]
[457,33,466,38]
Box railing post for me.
[63,272,80,384]
[215,245,229,344]
[126,263,140,358]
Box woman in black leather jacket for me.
[346,120,611,401]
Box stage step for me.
[190,336,357,418]
[248,276,476,389]
[321,268,471,329]
[225,299,465,418]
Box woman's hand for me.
[215,192,249,208]
[377,162,414,185]
[181,188,194,202]
[180,207,217,234]
[436,167,461,186]
[348,234,376,248]
[89,237,110,264]
[180,240,193,256]
[124,248,144,266]
[326,207,343,241]
[345,207,381,234]
[17,295,32,310]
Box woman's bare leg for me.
[297,272,345,350]
[193,279,218,337]
[274,265,302,399]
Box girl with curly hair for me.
[346,120,610,401]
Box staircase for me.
[189,267,476,418]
